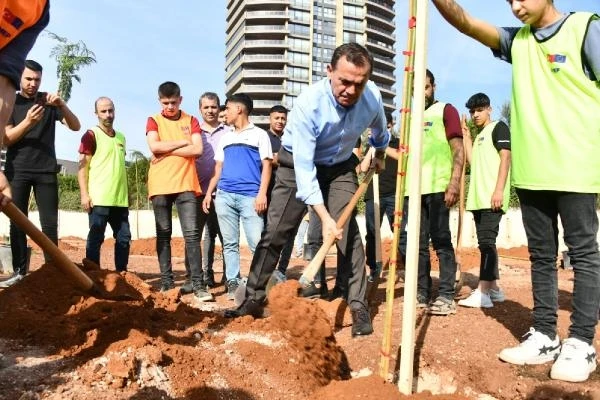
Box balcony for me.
[373,55,395,69]
[366,38,395,56]
[366,0,395,18]
[246,10,288,19]
[245,39,288,49]
[253,100,286,109]
[366,10,395,30]
[239,84,286,94]
[371,67,395,84]
[366,23,395,41]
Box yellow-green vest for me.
[511,12,600,192]
[88,127,128,207]
[466,121,510,212]
[405,102,452,196]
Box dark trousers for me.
[246,149,367,310]
[400,192,457,300]
[365,193,396,270]
[86,206,131,272]
[517,189,600,344]
[151,192,202,289]
[8,172,58,275]
[472,209,502,282]
[184,195,226,282]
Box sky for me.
[26,0,599,161]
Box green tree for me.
[127,150,149,210]
[47,32,96,102]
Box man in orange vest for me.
[0,0,49,206]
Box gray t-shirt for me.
[494,13,600,80]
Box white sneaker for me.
[458,289,493,308]
[489,288,505,302]
[499,327,561,365]
[0,274,25,288]
[550,337,597,382]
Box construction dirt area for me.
[0,237,599,400]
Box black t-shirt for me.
[491,121,511,152]
[365,136,400,201]
[6,93,63,175]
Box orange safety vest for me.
[0,0,47,50]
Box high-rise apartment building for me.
[225,0,396,127]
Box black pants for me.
[399,192,457,300]
[472,209,502,282]
[518,189,600,344]
[8,172,58,275]
[246,149,367,310]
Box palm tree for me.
[47,32,96,102]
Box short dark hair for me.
[158,81,180,98]
[465,93,491,109]
[200,92,220,107]
[269,105,288,115]
[426,69,435,86]
[219,104,226,112]
[24,60,43,72]
[226,92,253,114]
[331,43,373,75]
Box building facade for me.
[225,0,396,127]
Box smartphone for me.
[35,92,47,107]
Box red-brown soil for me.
[0,237,597,399]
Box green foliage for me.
[47,32,97,102]
[127,151,150,210]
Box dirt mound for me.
[0,262,354,399]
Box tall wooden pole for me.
[398,0,429,394]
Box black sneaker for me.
[160,282,176,292]
[194,286,214,302]
[227,280,239,300]
[224,298,265,318]
[300,282,321,299]
[180,280,193,294]
[351,306,373,337]
[329,285,348,301]
[205,270,216,288]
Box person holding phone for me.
[0,59,80,288]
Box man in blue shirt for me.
[225,43,390,337]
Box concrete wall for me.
[0,208,575,252]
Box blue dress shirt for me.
[281,78,390,205]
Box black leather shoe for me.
[224,299,265,318]
[205,271,216,288]
[351,306,373,337]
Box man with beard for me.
[77,97,130,272]
[1,59,80,288]
[399,69,464,316]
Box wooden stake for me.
[398,0,429,394]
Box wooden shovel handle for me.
[2,202,94,291]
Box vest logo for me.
[477,136,485,145]
[3,9,24,29]
[547,54,567,73]
[424,121,433,132]
[547,54,567,63]
[180,126,191,136]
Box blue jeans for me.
[518,189,600,344]
[215,189,264,282]
[399,192,457,300]
[86,206,131,272]
[472,209,503,282]
[365,193,396,271]
[151,192,202,289]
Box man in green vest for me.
[78,97,131,272]
[400,69,464,316]
[432,0,600,383]
[457,93,510,309]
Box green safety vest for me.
[511,12,600,192]
[88,126,128,207]
[466,121,510,212]
[405,101,452,196]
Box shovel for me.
[2,202,139,300]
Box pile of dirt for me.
[0,261,372,399]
